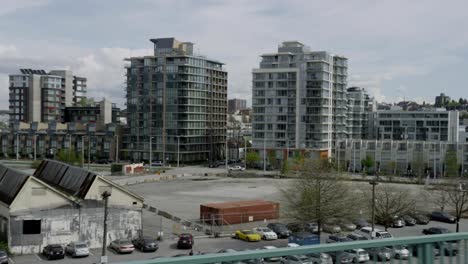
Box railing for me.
[121,233,468,264]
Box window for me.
[23,220,41,234]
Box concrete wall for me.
[85,177,143,208]
[9,178,73,213]
[9,206,142,254]
[99,98,112,125]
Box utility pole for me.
[244,137,247,169]
[16,133,19,160]
[225,135,228,171]
[149,136,152,171]
[369,179,379,237]
[100,190,111,264]
[263,138,266,174]
[81,136,84,168]
[68,134,72,162]
[177,136,180,168]
[115,135,119,163]
[87,136,91,170]
[33,134,37,161]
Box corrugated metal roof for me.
[0,164,29,205]
[201,200,277,209]
[34,160,96,199]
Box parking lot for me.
[8,169,468,263]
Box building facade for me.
[0,160,143,254]
[0,122,120,161]
[124,38,227,162]
[8,69,87,123]
[435,93,451,107]
[368,109,459,142]
[252,41,347,159]
[64,98,120,124]
[228,98,247,113]
[346,87,374,140]
[336,139,468,177]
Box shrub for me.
[111,164,124,173]
[31,159,42,169]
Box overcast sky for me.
[1,0,467,109]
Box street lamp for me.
[100,190,111,264]
[177,136,180,168]
[149,136,154,171]
[369,177,379,236]
[263,138,266,174]
[114,135,119,163]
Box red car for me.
[177,233,194,249]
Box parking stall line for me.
[8,257,15,264]
[34,254,42,261]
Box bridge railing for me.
[120,232,468,264]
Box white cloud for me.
[0,0,50,16]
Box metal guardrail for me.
[119,233,468,264]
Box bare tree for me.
[281,159,359,236]
[362,184,416,231]
[432,183,468,232]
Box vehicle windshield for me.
[438,229,449,233]
[0,252,6,257]
[51,245,62,249]
[243,230,253,234]
[119,239,131,244]
[261,228,272,232]
[75,243,87,248]
[379,232,392,238]
[144,239,155,243]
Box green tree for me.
[361,155,374,174]
[267,150,277,169]
[246,151,260,167]
[281,159,359,236]
[281,160,290,175]
[293,150,305,170]
[432,183,468,232]
[56,147,82,166]
[445,149,458,177]
[412,153,425,183]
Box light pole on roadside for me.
[114,135,119,163]
[149,136,154,171]
[370,177,379,236]
[177,136,180,168]
[100,190,111,264]
[263,138,266,174]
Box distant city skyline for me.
[1,0,467,109]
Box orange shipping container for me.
[200,200,279,225]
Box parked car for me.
[322,223,341,234]
[412,245,440,257]
[328,251,354,264]
[0,250,8,264]
[65,242,89,257]
[354,219,370,229]
[359,227,393,239]
[434,241,459,256]
[390,245,411,259]
[366,247,392,261]
[96,159,110,164]
[306,252,333,264]
[288,243,300,248]
[411,214,430,225]
[177,233,194,249]
[235,230,261,242]
[252,227,278,240]
[304,223,319,234]
[402,215,417,226]
[423,227,451,235]
[336,219,356,231]
[346,233,368,241]
[151,160,163,166]
[345,249,370,263]
[286,222,304,233]
[262,246,282,262]
[431,211,456,223]
[391,216,405,228]
[42,244,65,260]
[327,234,352,243]
[110,239,135,254]
[280,255,311,264]
[132,236,159,252]
[228,165,245,171]
[267,223,292,238]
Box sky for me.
[1,0,468,109]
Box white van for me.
[359,227,393,239]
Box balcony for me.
[120,232,468,264]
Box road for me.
[9,218,468,263]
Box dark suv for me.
[431,211,456,223]
[177,233,194,249]
[327,234,353,243]
[267,223,292,238]
[132,236,159,252]
[42,244,65,260]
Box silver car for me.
[391,245,411,259]
[281,255,312,264]
[307,252,333,264]
[65,242,89,258]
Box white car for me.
[253,227,278,240]
[228,165,245,171]
[345,248,370,263]
[65,242,89,258]
[262,246,282,262]
[287,243,300,248]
